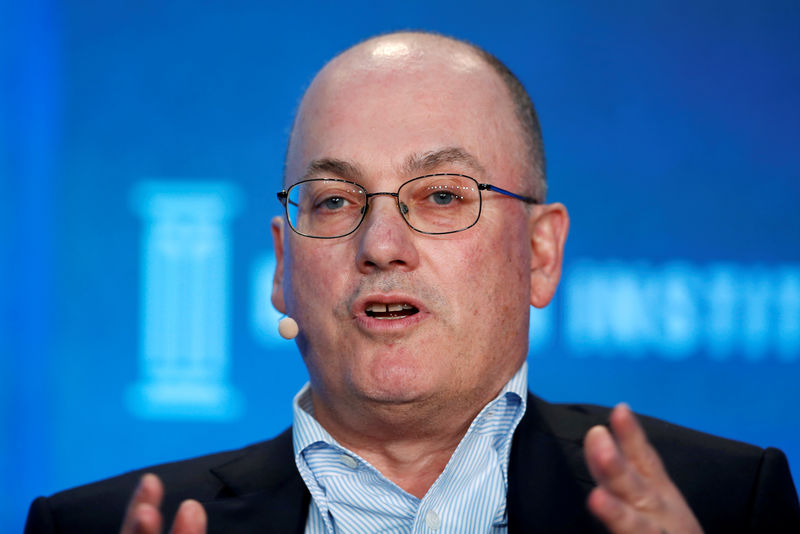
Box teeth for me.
[365,302,416,313]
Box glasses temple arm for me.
[276,191,300,208]
[478,183,539,204]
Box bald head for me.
[286,32,546,199]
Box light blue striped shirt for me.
[292,362,528,533]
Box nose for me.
[355,194,420,274]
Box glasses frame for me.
[276,173,539,239]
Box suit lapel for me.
[203,429,310,534]
[201,483,308,534]
[507,394,607,533]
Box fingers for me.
[583,404,704,534]
[587,487,663,534]
[584,424,661,512]
[609,403,667,482]
[120,474,164,534]
[169,500,207,534]
[119,475,207,534]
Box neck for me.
[339,421,468,498]
[309,385,503,498]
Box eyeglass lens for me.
[285,175,481,238]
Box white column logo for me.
[128,181,243,420]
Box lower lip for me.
[354,311,428,332]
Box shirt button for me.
[339,454,358,469]
[425,509,441,530]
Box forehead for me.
[286,38,527,187]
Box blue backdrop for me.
[2,2,799,532]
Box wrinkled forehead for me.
[285,35,524,187]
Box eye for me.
[431,191,455,205]
[402,179,472,212]
[426,187,464,207]
[318,196,349,210]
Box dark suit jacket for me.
[25,394,800,533]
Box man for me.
[26,32,799,534]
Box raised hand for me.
[119,474,207,534]
[583,404,704,534]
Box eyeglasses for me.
[277,173,539,239]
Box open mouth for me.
[364,302,420,319]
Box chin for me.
[361,389,426,405]
[355,360,437,405]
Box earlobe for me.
[271,216,287,314]
[529,203,570,308]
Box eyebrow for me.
[302,158,365,182]
[403,147,486,177]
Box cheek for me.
[425,237,505,321]
[461,224,530,315]
[285,242,348,318]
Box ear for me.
[271,215,287,314]
[529,202,569,308]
